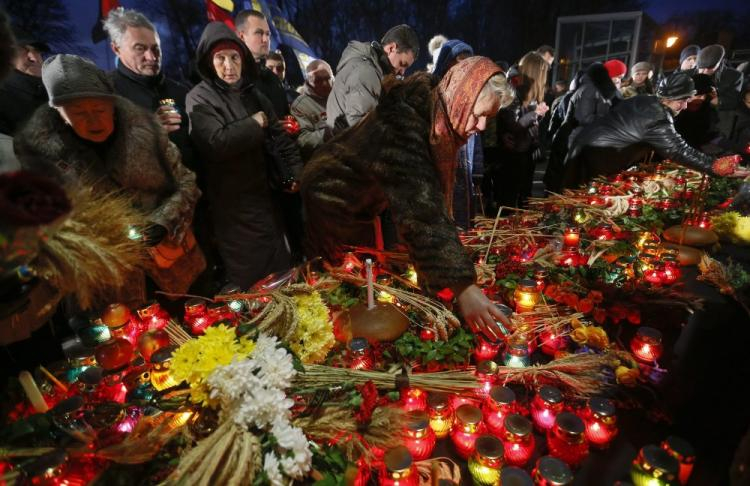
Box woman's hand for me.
[252,111,268,129]
[535,101,549,117]
[456,284,510,341]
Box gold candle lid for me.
[474,434,504,460]
[554,412,584,438]
[455,404,482,426]
[516,279,538,292]
[384,446,413,473]
[184,298,206,313]
[538,385,563,404]
[588,397,616,418]
[427,391,449,411]
[637,445,679,480]
[500,467,533,486]
[636,326,662,344]
[504,414,532,438]
[489,385,516,406]
[534,456,574,485]
[476,360,498,376]
[137,300,159,319]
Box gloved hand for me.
[331,113,349,136]
[142,224,168,247]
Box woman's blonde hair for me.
[478,73,515,111]
[518,51,549,104]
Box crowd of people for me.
[2,7,750,339]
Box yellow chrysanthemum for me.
[290,292,335,364]
[170,324,255,405]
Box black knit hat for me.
[657,71,696,100]
[696,44,725,69]
[679,44,700,64]
[41,54,115,107]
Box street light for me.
[666,36,679,48]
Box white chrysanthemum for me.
[263,452,285,486]
[280,449,312,479]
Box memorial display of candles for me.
[514,279,541,313]
[501,413,535,467]
[532,456,574,485]
[531,386,564,432]
[467,435,504,486]
[482,385,516,436]
[427,392,454,439]
[661,436,695,485]
[503,342,531,368]
[547,412,589,468]
[562,227,581,249]
[403,411,436,461]
[630,327,664,363]
[451,405,486,459]
[630,444,679,486]
[581,397,618,448]
[380,446,418,486]
[474,336,501,361]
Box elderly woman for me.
[14,54,200,300]
[186,22,301,289]
[302,56,515,339]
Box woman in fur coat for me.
[302,57,515,339]
[14,54,200,302]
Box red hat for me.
[603,59,627,78]
[210,40,243,59]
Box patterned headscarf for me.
[430,56,502,213]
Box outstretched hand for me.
[456,284,511,342]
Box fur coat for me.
[14,97,199,239]
[301,72,476,295]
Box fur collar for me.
[585,63,618,101]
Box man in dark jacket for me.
[696,44,743,137]
[291,59,333,161]
[563,72,744,188]
[235,9,290,117]
[0,29,48,172]
[327,24,419,128]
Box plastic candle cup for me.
[630,327,663,363]
[403,411,436,461]
[474,336,501,362]
[532,456,574,485]
[184,298,209,335]
[630,444,680,486]
[582,397,618,448]
[427,392,454,439]
[451,404,486,459]
[400,387,427,412]
[347,337,374,370]
[514,279,541,313]
[379,446,418,486]
[502,413,535,467]
[547,412,589,469]
[474,360,498,398]
[503,343,531,368]
[563,227,581,249]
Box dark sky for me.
[65,0,750,68]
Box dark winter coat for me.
[563,95,716,188]
[712,62,744,136]
[255,59,290,117]
[567,63,620,141]
[301,73,476,295]
[186,22,298,288]
[326,41,393,128]
[732,102,750,150]
[14,97,199,238]
[110,63,198,174]
[0,69,48,135]
[675,97,722,150]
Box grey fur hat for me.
[42,54,115,106]
[696,45,725,70]
[631,61,653,75]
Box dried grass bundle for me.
[34,186,146,309]
[415,457,462,485]
[165,420,261,486]
[293,365,478,393]
[165,320,193,346]
[496,352,620,399]
[97,411,192,464]
[293,406,406,462]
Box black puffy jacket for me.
[563,95,716,188]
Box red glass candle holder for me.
[449,393,480,411]
[562,227,580,250]
[347,338,374,370]
[502,413,535,467]
[532,455,574,485]
[184,298,210,335]
[534,267,548,292]
[403,411,436,461]
[591,224,615,241]
[628,196,643,217]
[136,300,170,332]
[207,301,236,326]
[630,327,663,363]
[630,444,680,486]
[547,412,589,468]
[101,303,139,344]
[661,436,695,485]
[427,392,454,439]
[474,336,501,362]
[450,405,486,459]
[482,385,516,436]
[539,327,566,356]
[137,329,170,362]
[400,387,427,412]
[503,343,531,368]
[582,397,618,448]
[379,446,418,486]
[514,279,541,313]
[94,338,134,371]
[531,386,564,432]
[661,256,681,285]
[474,360,498,398]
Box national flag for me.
[91,0,120,43]
[206,0,236,29]
[247,0,318,71]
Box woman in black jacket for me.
[186,22,302,289]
